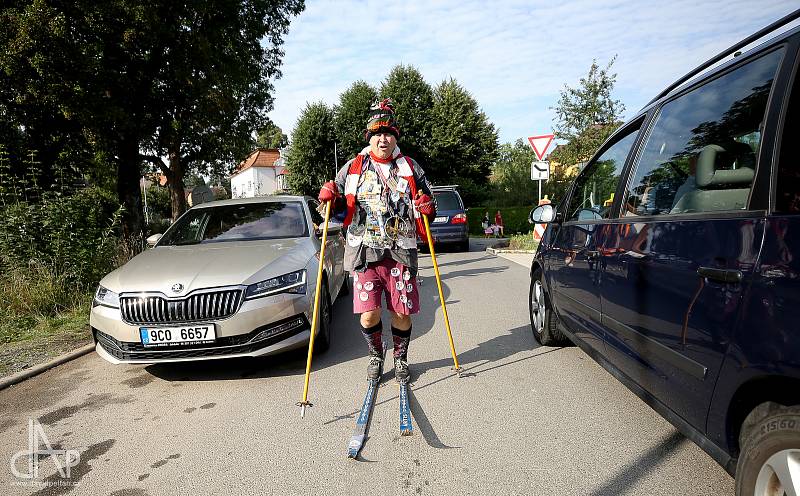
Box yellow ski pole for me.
[299,200,332,418]
[422,214,462,375]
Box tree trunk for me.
[167,144,187,221]
[117,137,144,239]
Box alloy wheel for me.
[531,280,546,335]
[754,449,800,496]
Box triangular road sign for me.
[527,134,554,161]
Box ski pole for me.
[421,214,462,375]
[298,200,332,418]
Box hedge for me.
[467,205,534,236]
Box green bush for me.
[0,187,123,288]
[468,205,534,236]
[508,232,539,251]
[0,186,123,341]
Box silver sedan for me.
[90,195,347,364]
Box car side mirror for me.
[529,204,556,224]
[146,233,162,247]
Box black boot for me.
[361,322,384,381]
[392,326,411,383]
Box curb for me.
[486,247,536,255]
[0,343,95,391]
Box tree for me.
[285,102,336,195]
[256,119,289,149]
[139,0,304,220]
[491,140,538,206]
[428,78,499,186]
[380,65,434,166]
[550,57,625,168]
[1,1,171,237]
[1,0,304,231]
[334,80,377,161]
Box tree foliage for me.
[138,0,304,220]
[334,80,377,160]
[491,140,538,206]
[285,102,336,195]
[1,0,304,231]
[380,65,434,166]
[428,78,498,186]
[288,66,499,203]
[550,57,625,168]
[256,119,289,149]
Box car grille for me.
[119,289,243,325]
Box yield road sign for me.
[527,134,554,161]
[531,160,550,181]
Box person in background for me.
[482,211,490,238]
[495,210,504,237]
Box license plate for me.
[433,216,448,224]
[139,325,216,347]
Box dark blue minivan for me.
[529,11,800,496]
[425,186,469,251]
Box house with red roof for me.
[230,148,287,198]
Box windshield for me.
[158,201,308,246]
[433,191,462,211]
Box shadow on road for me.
[586,431,687,496]
[322,323,567,448]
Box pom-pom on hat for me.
[365,98,400,141]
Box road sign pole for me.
[538,179,542,203]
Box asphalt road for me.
[1,239,735,495]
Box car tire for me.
[314,283,332,354]
[735,402,800,496]
[459,239,470,252]
[529,268,568,346]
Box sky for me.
[268,0,798,147]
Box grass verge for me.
[0,293,93,379]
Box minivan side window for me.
[624,48,784,216]
[776,60,800,213]
[563,126,640,221]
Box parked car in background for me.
[90,196,347,364]
[423,186,469,251]
[528,11,800,496]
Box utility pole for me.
[334,142,338,178]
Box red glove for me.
[318,181,338,203]
[414,193,435,217]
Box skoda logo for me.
[171,283,184,293]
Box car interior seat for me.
[670,143,755,213]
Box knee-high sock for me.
[391,325,411,360]
[361,321,383,356]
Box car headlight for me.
[245,270,307,300]
[93,285,120,308]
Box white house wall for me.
[255,168,277,196]
[231,167,279,198]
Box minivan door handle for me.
[697,266,743,283]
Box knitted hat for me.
[365,98,400,141]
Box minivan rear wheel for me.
[529,268,567,346]
[735,403,800,496]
